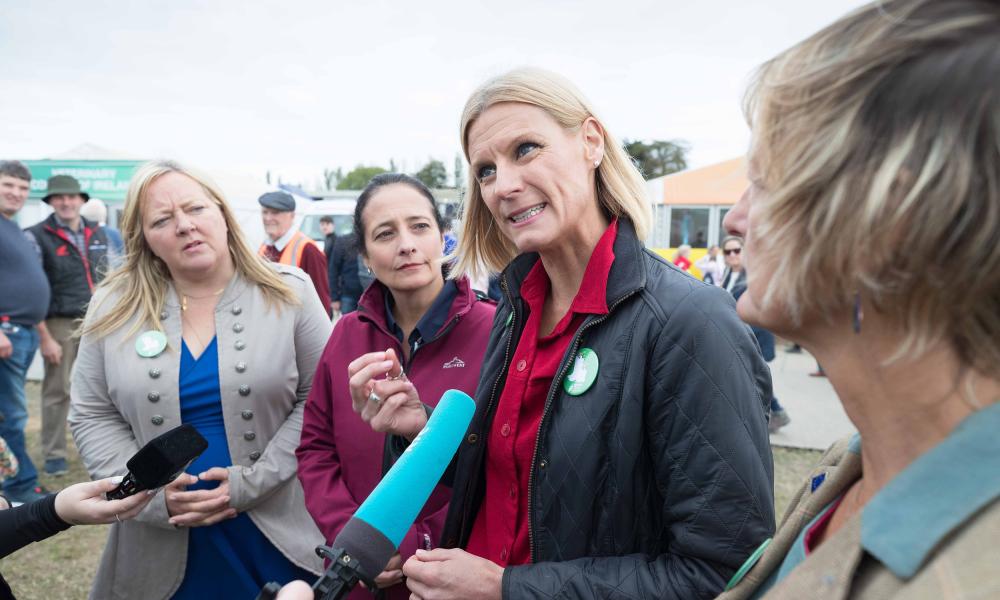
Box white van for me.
[295,197,357,246]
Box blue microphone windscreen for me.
[353,389,476,547]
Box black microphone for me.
[106,424,209,500]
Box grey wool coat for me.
[69,264,332,600]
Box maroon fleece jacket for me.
[297,276,494,600]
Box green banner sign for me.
[24,160,143,202]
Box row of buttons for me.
[147,304,259,461]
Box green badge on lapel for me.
[563,347,598,396]
[135,331,167,358]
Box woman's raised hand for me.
[348,348,428,440]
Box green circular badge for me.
[563,347,599,396]
[135,331,167,358]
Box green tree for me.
[414,159,448,189]
[336,165,388,190]
[623,139,690,179]
[322,167,343,191]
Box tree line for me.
[312,139,688,191]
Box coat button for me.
[235,361,247,373]
[249,450,261,461]
[467,433,478,444]
[160,311,169,320]
[244,431,256,441]
[239,384,251,396]
[231,305,242,315]
[147,391,160,403]
[500,423,511,437]
[516,359,527,372]
[538,459,548,470]
[151,415,164,426]
[241,409,253,420]
[149,368,161,379]
[233,323,244,333]
[234,340,246,351]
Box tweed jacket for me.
[718,402,1000,600]
[69,264,331,600]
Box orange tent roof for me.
[661,157,747,205]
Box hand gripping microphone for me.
[258,389,476,600]
[106,423,209,500]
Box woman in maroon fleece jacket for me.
[297,173,495,600]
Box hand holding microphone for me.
[258,389,476,600]
[347,348,428,440]
[54,476,156,525]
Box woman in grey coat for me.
[69,160,330,600]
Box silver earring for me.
[594,160,601,168]
[367,266,373,275]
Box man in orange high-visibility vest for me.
[258,191,332,317]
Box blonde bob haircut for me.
[745,0,1000,377]
[82,160,297,339]
[454,67,651,279]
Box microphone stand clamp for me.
[256,545,374,600]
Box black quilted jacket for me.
[440,220,776,599]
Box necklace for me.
[178,287,225,312]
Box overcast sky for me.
[2,0,868,187]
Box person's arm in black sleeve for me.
[0,494,71,559]
[501,285,775,600]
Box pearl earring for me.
[594,160,601,168]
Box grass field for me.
[1,382,823,599]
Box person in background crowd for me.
[695,244,725,285]
[442,219,458,257]
[722,235,791,433]
[23,174,110,479]
[0,476,154,600]
[330,231,365,315]
[319,215,336,261]
[718,1,1000,597]
[672,243,692,271]
[0,160,52,505]
[359,68,774,600]
[80,197,125,265]
[297,173,495,600]
[70,160,330,599]
[319,216,338,315]
[258,191,332,318]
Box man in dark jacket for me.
[329,233,365,315]
[0,161,52,504]
[24,175,110,478]
[319,215,336,259]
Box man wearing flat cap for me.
[24,174,111,478]
[257,191,332,317]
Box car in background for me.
[295,197,357,248]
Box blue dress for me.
[171,337,314,599]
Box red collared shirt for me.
[465,219,618,566]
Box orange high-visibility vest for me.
[259,230,312,267]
